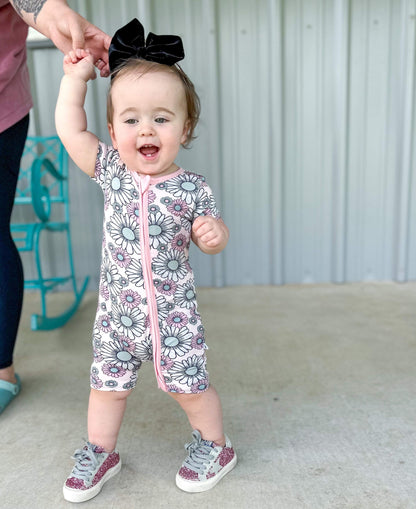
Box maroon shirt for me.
[0,0,32,133]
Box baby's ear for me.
[108,123,118,148]
[181,119,191,145]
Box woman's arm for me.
[10,0,110,76]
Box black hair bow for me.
[108,18,185,73]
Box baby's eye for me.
[125,119,138,125]
[155,117,168,124]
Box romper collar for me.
[128,167,184,188]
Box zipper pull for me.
[140,174,151,194]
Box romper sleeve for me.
[193,175,222,221]
[91,141,117,191]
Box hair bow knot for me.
[108,18,185,73]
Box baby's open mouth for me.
[139,144,159,157]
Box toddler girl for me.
[55,18,236,503]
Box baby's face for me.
[108,70,189,177]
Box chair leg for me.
[30,226,89,331]
[31,276,89,330]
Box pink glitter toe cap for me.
[178,466,199,481]
[65,451,120,491]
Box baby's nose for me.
[139,122,155,136]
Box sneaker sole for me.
[63,459,122,503]
[175,452,237,493]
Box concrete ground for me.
[1,283,416,509]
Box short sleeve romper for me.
[90,142,221,394]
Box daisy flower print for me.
[91,143,222,393]
[109,213,141,255]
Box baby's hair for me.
[107,58,200,148]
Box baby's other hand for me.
[192,216,229,254]
[63,49,96,82]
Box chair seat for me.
[11,221,69,251]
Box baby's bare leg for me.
[169,385,225,446]
[87,388,131,452]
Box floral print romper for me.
[89,143,221,394]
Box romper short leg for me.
[158,305,210,394]
[90,303,210,393]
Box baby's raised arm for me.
[55,50,99,176]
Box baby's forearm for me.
[55,73,98,176]
[56,75,88,141]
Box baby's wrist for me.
[63,73,89,84]
[62,74,90,92]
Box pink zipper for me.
[132,172,167,391]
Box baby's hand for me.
[192,216,229,254]
[63,49,96,82]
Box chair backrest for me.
[14,135,69,224]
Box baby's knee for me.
[90,388,132,401]
[168,388,209,408]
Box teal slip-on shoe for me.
[0,374,21,414]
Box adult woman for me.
[0,0,111,414]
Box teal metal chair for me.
[11,136,89,330]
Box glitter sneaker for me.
[176,429,237,492]
[63,441,121,503]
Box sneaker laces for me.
[183,430,215,474]
[70,442,100,482]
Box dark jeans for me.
[0,114,29,369]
